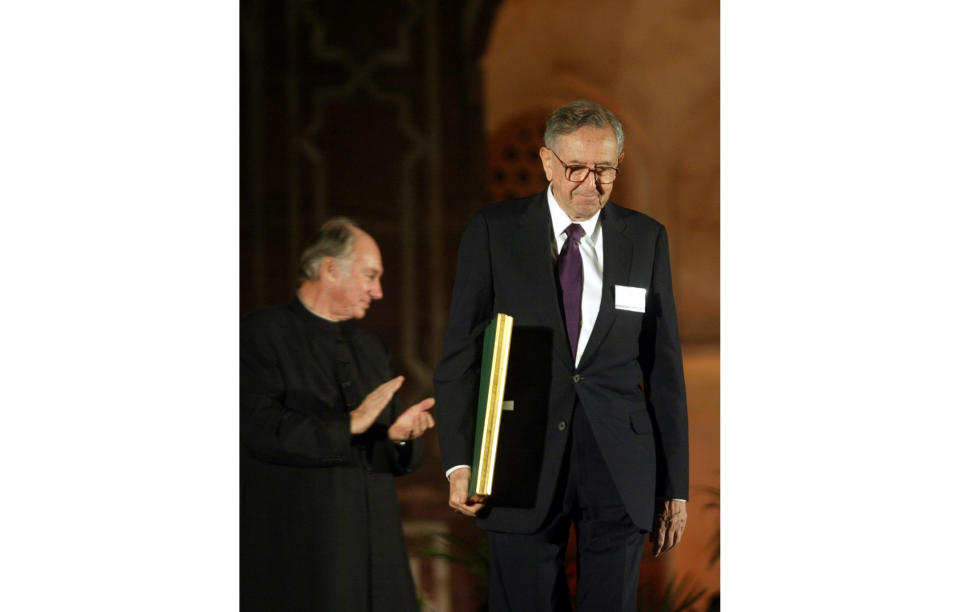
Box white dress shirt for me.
[546,184,603,368]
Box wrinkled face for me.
[539,125,620,221]
[330,230,383,320]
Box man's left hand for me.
[388,398,436,442]
[652,499,687,557]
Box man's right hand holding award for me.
[448,467,485,516]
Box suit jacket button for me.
[558,421,566,431]
[572,374,581,383]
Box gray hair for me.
[299,216,359,281]
[544,100,625,155]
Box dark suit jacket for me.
[434,190,688,533]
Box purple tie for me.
[558,223,585,358]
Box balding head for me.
[299,216,358,282]
[298,219,383,321]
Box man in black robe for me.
[241,217,435,612]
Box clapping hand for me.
[388,397,436,442]
[350,376,405,434]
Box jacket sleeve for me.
[354,419,426,476]
[240,319,353,467]
[433,212,495,472]
[639,225,690,501]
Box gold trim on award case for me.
[469,313,513,500]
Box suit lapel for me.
[579,205,632,369]
[514,191,574,371]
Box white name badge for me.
[615,285,646,312]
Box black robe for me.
[240,297,422,612]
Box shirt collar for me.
[546,183,601,246]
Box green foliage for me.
[416,528,716,612]
[414,531,489,596]
[637,574,708,612]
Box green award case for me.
[468,313,514,500]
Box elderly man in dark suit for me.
[435,100,689,611]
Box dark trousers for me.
[487,400,646,611]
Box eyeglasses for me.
[548,149,620,184]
